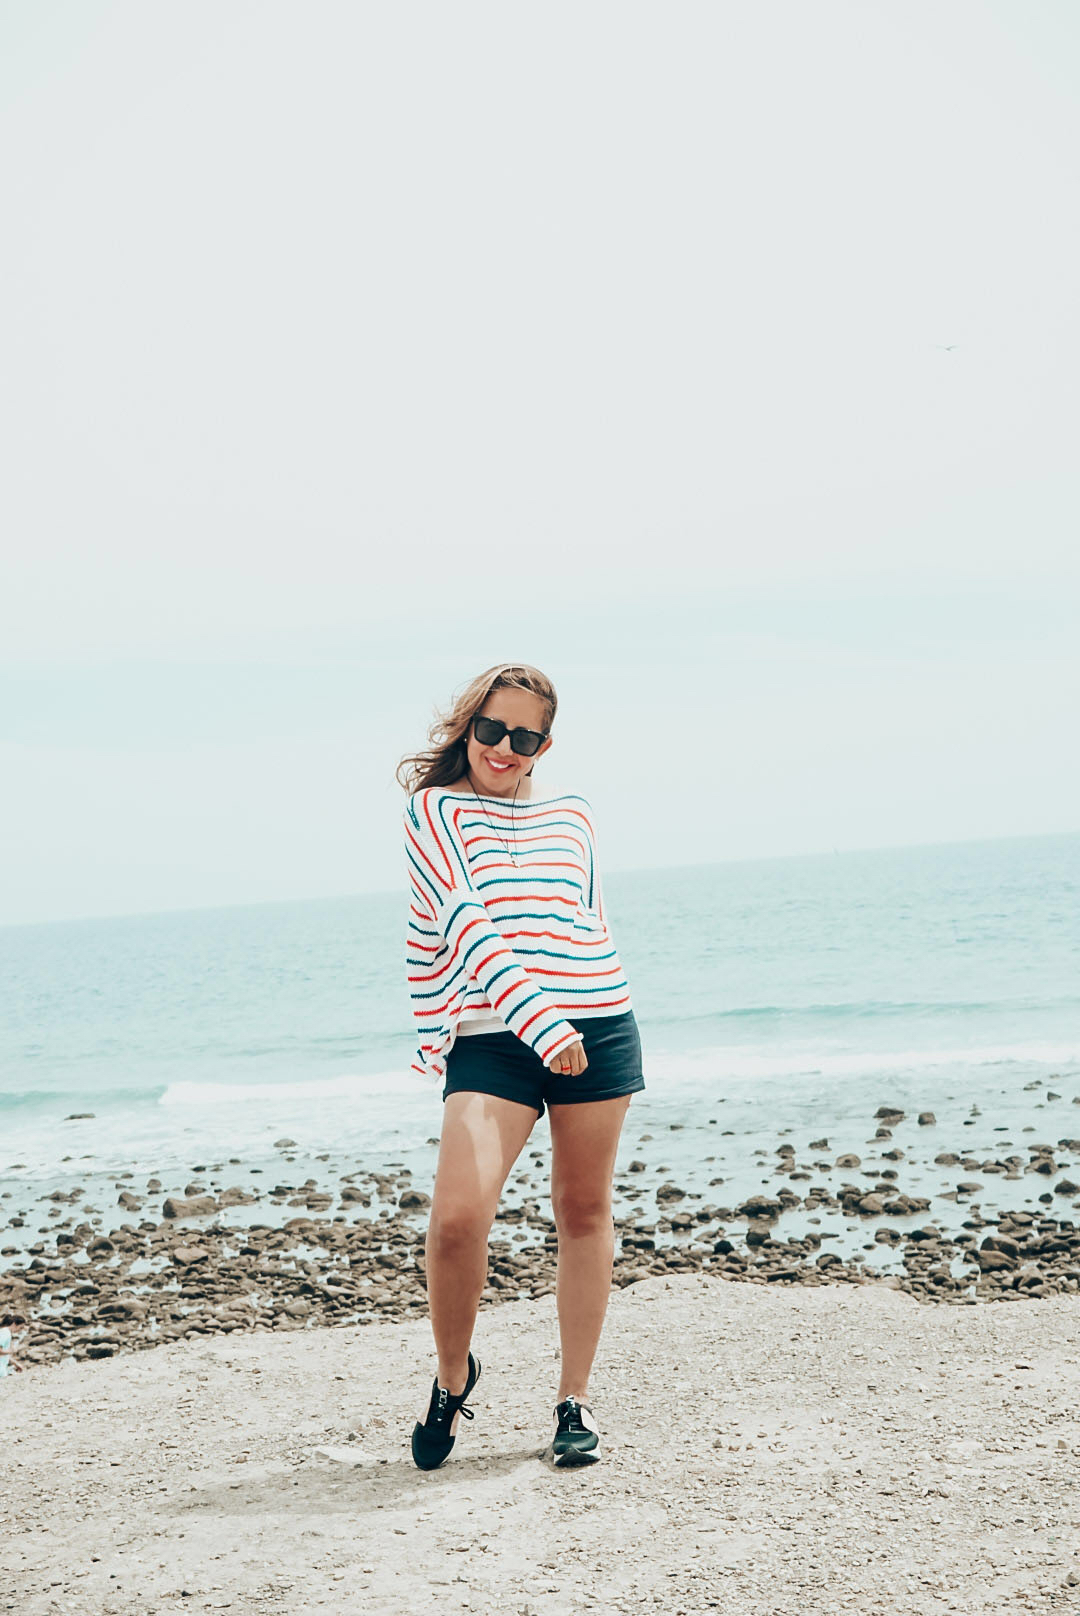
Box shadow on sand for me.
[166,1442,556,1518]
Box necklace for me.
[467,775,520,864]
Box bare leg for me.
[548,1095,632,1404]
[423,1090,539,1429]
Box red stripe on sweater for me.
[463,831,588,857]
[517,1004,554,1039]
[527,964,623,979]
[457,801,591,826]
[470,860,585,877]
[405,815,449,895]
[483,891,578,909]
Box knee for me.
[427,1201,491,1254]
[551,1190,612,1240]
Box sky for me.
[2,0,1078,926]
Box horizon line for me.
[2,824,1077,934]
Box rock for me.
[982,1233,1021,1258]
[918,1112,937,1126]
[875,1106,905,1122]
[627,1160,647,1172]
[86,1237,115,1256]
[397,1190,431,1211]
[64,1113,96,1121]
[655,1183,686,1203]
[808,1138,828,1150]
[858,1194,885,1214]
[274,1138,298,1149]
[1054,1179,1080,1196]
[102,1297,147,1319]
[977,1248,1017,1272]
[170,1246,210,1267]
[162,1195,217,1219]
[835,1153,861,1169]
[736,1195,781,1220]
[218,1187,258,1207]
[117,1192,143,1211]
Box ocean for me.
[2,831,1079,1259]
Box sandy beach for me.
[3,1270,1080,1616]
[5,1094,1080,1613]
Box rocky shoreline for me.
[4,1099,1080,1369]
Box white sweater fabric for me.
[404,785,631,1083]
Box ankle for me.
[436,1357,470,1394]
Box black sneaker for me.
[411,1351,481,1471]
[549,1395,601,1467]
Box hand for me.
[546,1038,588,1076]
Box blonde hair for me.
[396,663,557,793]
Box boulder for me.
[162,1195,217,1220]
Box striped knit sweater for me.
[404,785,632,1083]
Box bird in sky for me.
[936,344,959,351]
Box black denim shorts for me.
[442,1008,645,1117]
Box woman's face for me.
[465,687,553,797]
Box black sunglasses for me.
[472,715,549,757]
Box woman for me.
[399,662,644,1470]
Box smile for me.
[484,756,514,771]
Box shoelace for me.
[558,1395,589,1433]
[428,1382,475,1428]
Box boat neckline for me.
[435,785,578,806]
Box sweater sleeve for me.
[404,790,582,1066]
[581,798,607,925]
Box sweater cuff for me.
[533,1021,581,1066]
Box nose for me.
[493,734,513,753]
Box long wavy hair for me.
[396,663,558,793]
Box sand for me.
[3,1271,1080,1616]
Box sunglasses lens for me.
[473,717,505,745]
[473,716,545,756]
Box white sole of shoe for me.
[548,1441,601,1468]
